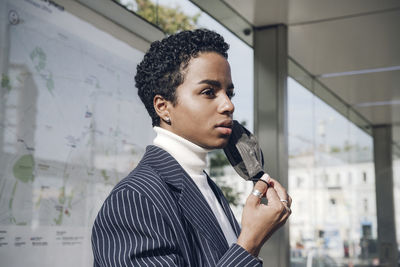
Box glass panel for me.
[289,77,378,266]
[288,58,372,136]
[0,1,152,266]
[116,0,200,34]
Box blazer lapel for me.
[143,146,229,253]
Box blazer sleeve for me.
[92,188,262,267]
[217,244,262,266]
[91,188,186,267]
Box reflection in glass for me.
[288,77,378,266]
[116,0,200,34]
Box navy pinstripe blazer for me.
[92,145,262,266]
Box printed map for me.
[0,0,153,265]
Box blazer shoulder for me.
[112,162,165,197]
[111,145,182,199]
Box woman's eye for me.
[202,88,215,97]
[227,91,236,99]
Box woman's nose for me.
[218,94,235,114]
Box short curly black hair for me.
[135,29,229,126]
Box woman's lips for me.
[215,119,233,135]
[216,126,232,135]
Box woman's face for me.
[162,52,235,149]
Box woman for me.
[92,29,291,266]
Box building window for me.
[363,199,368,212]
[363,172,367,183]
[330,198,336,205]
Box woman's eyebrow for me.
[198,79,234,89]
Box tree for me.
[209,149,241,206]
[116,0,200,35]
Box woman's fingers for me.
[268,177,291,208]
[239,174,292,255]
[246,176,269,206]
[247,173,292,218]
[261,175,292,217]
[264,183,281,207]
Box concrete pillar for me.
[253,24,289,267]
[373,125,398,266]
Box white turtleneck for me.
[153,127,237,246]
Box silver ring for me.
[251,189,263,198]
[280,199,288,204]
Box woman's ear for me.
[153,95,171,125]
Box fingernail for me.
[262,173,270,181]
[260,173,270,186]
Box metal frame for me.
[189,0,253,46]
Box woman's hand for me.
[237,174,292,257]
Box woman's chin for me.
[207,138,230,150]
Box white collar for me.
[153,127,210,177]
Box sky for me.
[288,77,373,157]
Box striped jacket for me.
[92,145,262,266]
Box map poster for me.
[0,0,154,265]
